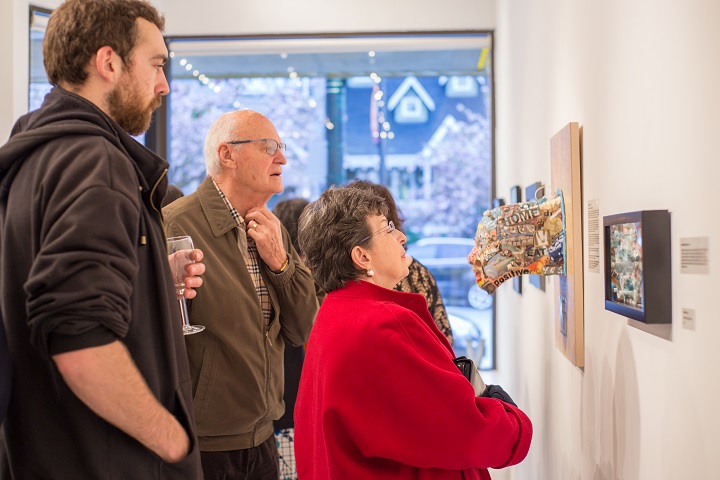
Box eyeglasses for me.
[227,138,286,156]
[360,220,396,243]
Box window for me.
[165,32,496,369]
[395,95,428,123]
[27,7,146,144]
[29,7,52,111]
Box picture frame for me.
[603,210,672,324]
[550,122,584,367]
[509,185,523,295]
[525,181,546,292]
[492,197,505,208]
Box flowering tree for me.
[405,104,492,238]
[168,77,327,195]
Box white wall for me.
[156,0,495,36]
[1,0,62,140]
[494,0,720,479]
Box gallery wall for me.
[494,0,720,478]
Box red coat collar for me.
[330,280,454,354]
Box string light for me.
[169,52,308,97]
[370,75,394,141]
[170,52,227,94]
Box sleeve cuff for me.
[48,326,118,356]
[265,255,296,285]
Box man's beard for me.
[106,72,163,136]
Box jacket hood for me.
[0,87,168,201]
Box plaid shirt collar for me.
[210,179,272,323]
[211,177,245,228]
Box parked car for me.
[406,237,492,310]
[446,306,492,370]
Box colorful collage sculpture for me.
[468,190,567,294]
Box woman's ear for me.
[350,245,372,271]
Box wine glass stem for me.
[178,298,190,328]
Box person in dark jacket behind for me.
[0,1,204,478]
[272,197,313,480]
[163,184,185,207]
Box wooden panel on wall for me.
[550,122,584,367]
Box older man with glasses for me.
[163,110,318,480]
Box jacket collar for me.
[333,280,454,353]
[196,176,239,238]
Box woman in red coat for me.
[295,186,532,480]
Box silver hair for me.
[203,111,242,176]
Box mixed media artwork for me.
[468,190,566,295]
[607,221,644,309]
[509,186,523,294]
[604,210,672,325]
[526,182,546,291]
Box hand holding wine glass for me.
[167,235,205,335]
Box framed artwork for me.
[550,122,584,367]
[604,210,672,324]
[509,185,522,295]
[525,181,546,292]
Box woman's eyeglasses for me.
[360,220,395,243]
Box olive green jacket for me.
[163,177,318,451]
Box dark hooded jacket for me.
[0,87,202,479]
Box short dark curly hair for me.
[347,180,405,233]
[298,186,387,292]
[273,198,310,254]
[43,0,165,87]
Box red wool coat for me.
[295,280,532,479]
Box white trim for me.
[386,76,435,112]
[168,36,490,56]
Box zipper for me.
[149,168,169,241]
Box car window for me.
[440,244,474,258]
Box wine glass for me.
[166,235,205,335]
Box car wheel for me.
[468,284,493,310]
